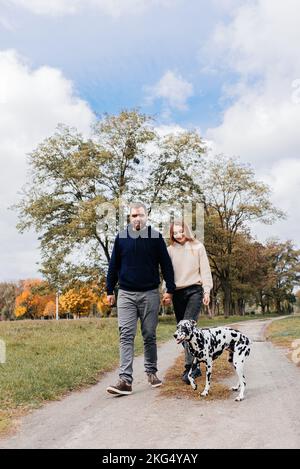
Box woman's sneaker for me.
[147,373,162,388]
[106,379,132,395]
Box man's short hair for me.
[129,202,148,215]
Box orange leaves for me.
[43,300,56,318]
[14,279,55,319]
[14,279,109,319]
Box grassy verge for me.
[265,315,300,366]
[0,317,175,435]
[0,313,284,435]
[196,312,283,327]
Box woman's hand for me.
[203,292,210,306]
[162,293,173,306]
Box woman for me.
[165,220,213,384]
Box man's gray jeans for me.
[117,287,161,384]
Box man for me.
[106,202,175,395]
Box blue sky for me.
[0,0,299,280]
[0,0,231,127]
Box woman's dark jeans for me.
[172,284,203,366]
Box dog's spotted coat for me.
[174,320,251,401]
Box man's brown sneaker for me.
[147,373,162,388]
[106,379,132,395]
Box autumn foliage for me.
[15,279,55,319]
[14,280,110,319]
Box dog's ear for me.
[190,320,197,327]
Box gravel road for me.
[1,318,300,449]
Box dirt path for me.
[1,318,300,449]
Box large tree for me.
[202,154,285,316]
[13,110,206,291]
[266,239,300,313]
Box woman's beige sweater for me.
[167,240,213,294]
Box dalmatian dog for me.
[174,320,251,401]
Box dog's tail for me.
[246,336,251,357]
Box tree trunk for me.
[276,299,281,314]
[238,298,245,315]
[210,291,217,316]
[223,284,231,317]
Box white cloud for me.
[6,0,81,15]
[205,0,300,156]
[155,124,187,137]
[209,0,300,79]
[264,159,300,210]
[251,159,300,245]
[204,0,300,247]
[4,0,178,17]
[145,71,194,111]
[207,80,300,166]
[0,49,95,281]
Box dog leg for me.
[201,358,212,397]
[188,358,198,390]
[233,353,246,401]
[231,384,240,391]
[231,363,240,391]
[230,351,240,390]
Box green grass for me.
[0,313,285,435]
[0,317,176,435]
[196,312,281,328]
[265,316,300,348]
[0,318,174,408]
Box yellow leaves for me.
[59,286,98,317]
[14,305,26,318]
[97,293,111,317]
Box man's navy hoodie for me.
[106,224,176,295]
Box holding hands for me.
[107,291,210,308]
[162,292,173,306]
[162,291,210,307]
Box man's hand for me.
[106,294,116,306]
[162,292,173,306]
[203,292,210,306]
